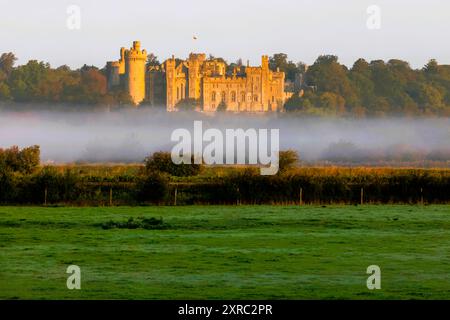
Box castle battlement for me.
[203,76,247,83]
[124,41,147,60]
[106,41,288,111]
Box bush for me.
[145,151,202,177]
[0,169,17,203]
[135,172,169,203]
[0,145,40,174]
[278,150,299,173]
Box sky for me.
[1,0,449,69]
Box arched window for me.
[241,92,245,102]
[231,91,236,102]
[221,91,226,102]
[212,92,216,101]
[254,95,258,102]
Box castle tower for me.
[165,56,177,111]
[124,41,147,105]
[106,61,121,89]
[261,55,270,111]
[187,53,206,100]
[106,47,126,90]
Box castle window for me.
[254,95,258,102]
[231,91,236,102]
[221,91,226,102]
[212,92,216,101]
[241,92,245,102]
[272,96,275,103]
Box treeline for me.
[2,51,450,117]
[0,148,449,205]
[282,55,450,117]
[0,53,132,107]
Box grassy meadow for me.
[1,205,449,299]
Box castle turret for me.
[124,41,147,105]
[261,55,270,111]
[106,61,121,89]
[165,56,177,111]
[187,53,206,100]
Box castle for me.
[106,41,290,112]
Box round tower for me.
[125,41,147,105]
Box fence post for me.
[299,187,303,205]
[420,187,423,206]
[360,187,364,205]
[174,187,178,206]
[237,187,240,206]
[44,187,48,206]
[109,187,113,206]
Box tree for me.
[278,150,299,173]
[146,53,160,68]
[0,145,40,173]
[269,53,300,82]
[423,59,439,75]
[0,52,17,77]
[306,55,356,109]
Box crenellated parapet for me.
[124,41,147,60]
[106,42,288,111]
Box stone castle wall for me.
[107,41,287,111]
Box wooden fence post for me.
[420,187,423,206]
[44,187,48,206]
[360,187,364,205]
[174,187,178,206]
[109,187,113,206]
[299,187,303,205]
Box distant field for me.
[0,205,449,299]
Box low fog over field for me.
[0,109,449,165]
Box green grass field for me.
[0,205,449,299]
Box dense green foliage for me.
[1,205,449,299]
[0,145,40,173]
[0,52,131,107]
[283,55,450,117]
[0,164,448,205]
[0,148,448,205]
[145,151,202,177]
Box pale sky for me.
[1,0,449,69]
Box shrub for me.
[135,172,169,203]
[0,169,17,203]
[145,151,201,177]
[0,145,40,173]
[278,150,300,173]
